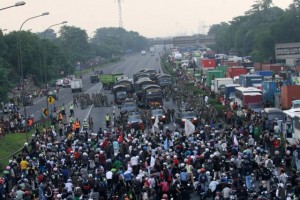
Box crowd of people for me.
[1,68,300,200]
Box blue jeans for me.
[245,175,252,190]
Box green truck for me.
[100,73,124,90]
[206,70,224,87]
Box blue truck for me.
[224,84,240,99]
[239,74,263,87]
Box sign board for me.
[48,96,55,104]
[275,42,300,60]
[43,108,48,116]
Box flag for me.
[184,119,195,136]
[153,116,159,129]
[233,135,238,146]
[150,156,155,167]
[164,138,169,150]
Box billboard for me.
[275,42,300,60]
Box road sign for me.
[43,109,48,116]
[48,96,55,104]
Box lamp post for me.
[43,21,67,122]
[0,1,25,11]
[18,12,49,141]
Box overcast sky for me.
[0,0,293,38]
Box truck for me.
[281,85,300,109]
[239,74,263,87]
[150,47,155,56]
[224,84,240,99]
[100,73,123,90]
[90,75,99,83]
[70,79,83,93]
[261,81,280,106]
[206,70,224,87]
[200,58,216,70]
[212,78,233,94]
[226,67,247,78]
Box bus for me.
[234,87,262,107]
[283,108,300,144]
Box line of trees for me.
[0,27,147,102]
[208,0,300,62]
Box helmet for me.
[200,168,206,173]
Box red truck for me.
[200,58,216,70]
[243,93,263,112]
[226,67,247,78]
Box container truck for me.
[100,73,123,90]
[70,79,83,93]
[226,67,247,78]
[262,81,280,106]
[281,85,300,109]
[206,70,224,87]
[243,93,263,112]
[255,70,273,79]
[200,58,216,70]
[212,78,233,94]
[224,84,240,99]
[239,74,263,87]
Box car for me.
[126,112,144,130]
[48,90,58,100]
[23,95,33,106]
[120,100,137,114]
[141,50,146,55]
[2,103,17,114]
[150,107,167,124]
[178,110,198,127]
[55,79,63,87]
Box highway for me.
[19,52,164,133]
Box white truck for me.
[150,47,155,56]
[70,79,83,93]
[213,78,233,94]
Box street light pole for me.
[18,12,49,141]
[43,21,67,122]
[0,1,25,11]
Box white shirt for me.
[106,171,113,179]
[65,182,73,193]
[131,156,138,166]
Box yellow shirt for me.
[20,160,29,170]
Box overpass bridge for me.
[148,34,215,48]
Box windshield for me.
[294,103,300,109]
[248,103,261,109]
[121,102,136,110]
[146,90,162,98]
[151,109,164,116]
[182,111,196,118]
[116,91,127,98]
[128,114,142,121]
[268,113,283,121]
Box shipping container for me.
[221,60,239,67]
[226,67,247,78]
[295,66,300,72]
[274,93,281,109]
[200,58,216,69]
[239,74,263,87]
[224,84,240,99]
[261,64,284,75]
[262,81,280,105]
[254,63,262,71]
[255,70,273,77]
[206,70,224,87]
[243,93,263,111]
[216,66,229,76]
[281,85,300,110]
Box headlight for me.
[193,117,197,120]
[182,119,186,121]
[162,115,166,118]
[151,116,154,119]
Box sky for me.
[0,0,294,38]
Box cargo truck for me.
[211,78,233,94]
[224,84,240,99]
[239,74,263,87]
[70,79,83,93]
[150,47,155,56]
[206,70,224,87]
[100,73,123,90]
[226,67,247,78]
[281,85,300,110]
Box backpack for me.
[199,174,207,183]
[98,181,107,192]
[266,159,273,168]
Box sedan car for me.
[150,107,167,124]
[126,112,144,131]
[178,110,198,127]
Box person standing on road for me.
[105,114,110,128]
[69,103,74,116]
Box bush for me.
[208,99,221,105]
